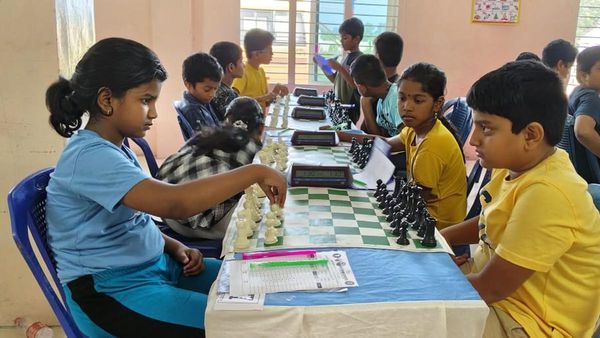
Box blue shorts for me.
[63,253,221,338]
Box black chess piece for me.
[420,216,438,248]
[396,218,410,245]
[415,200,428,237]
[349,138,358,154]
[382,194,393,215]
[376,189,388,203]
[374,179,385,199]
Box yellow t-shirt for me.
[232,63,268,99]
[472,149,600,338]
[400,119,467,229]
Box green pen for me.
[353,178,367,186]
[249,258,329,269]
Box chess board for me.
[287,145,362,174]
[222,187,453,255]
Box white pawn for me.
[234,221,250,250]
[253,184,266,198]
[264,226,278,245]
[243,217,258,232]
[270,203,284,219]
[265,211,281,228]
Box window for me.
[569,0,600,93]
[240,0,399,86]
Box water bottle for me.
[14,317,54,338]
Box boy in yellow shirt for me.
[232,28,288,114]
[441,60,600,337]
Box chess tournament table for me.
[204,94,489,337]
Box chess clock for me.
[291,107,326,120]
[297,95,326,106]
[289,163,352,188]
[291,130,339,146]
[293,87,318,97]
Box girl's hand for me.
[274,83,289,96]
[450,253,469,267]
[257,165,287,207]
[174,246,205,276]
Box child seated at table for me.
[232,28,288,113]
[441,60,600,337]
[157,97,264,239]
[350,54,402,137]
[177,52,223,131]
[44,38,287,337]
[209,41,244,121]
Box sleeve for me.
[412,149,444,189]
[495,182,575,272]
[70,143,149,212]
[399,127,409,147]
[260,68,268,95]
[574,90,600,123]
[232,74,247,96]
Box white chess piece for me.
[253,184,266,198]
[270,204,284,219]
[265,211,281,228]
[263,225,278,244]
[234,221,250,250]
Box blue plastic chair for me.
[443,97,473,147]
[123,137,159,178]
[173,101,195,141]
[557,114,578,168]
[7,168,86,338]
[557,114,600,184]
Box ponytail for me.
[46,77,84,137]
[188,126,250,156]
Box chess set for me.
[324,89,352,130]
[222,181,452,256]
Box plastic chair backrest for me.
[7,168,85,338]
[557,114,578,168]
[173,101,195,141]
[466,167,492,219]
[124,137,159,178]
[558,115,600,183]
[443,97,473,146]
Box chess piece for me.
[349,138,358,154]
[234,221,250,250]
[420,216,438,248]
[270,203,284,219]
[396,218,410,246]
[264,226,278,245]
[265,211,281,228]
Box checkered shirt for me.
[156,140,260,229]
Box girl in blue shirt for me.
[45,38,286,338]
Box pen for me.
[353,178,367,186]
[242,250,317,260]
[249,258,329,269]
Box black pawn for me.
[420,216,438,248]
[349,138,358,154]
[377,190,388,208]
[396,218,410,245]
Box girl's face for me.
[110,79,162,139]
[398,79,442,133]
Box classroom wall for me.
[95,0,580,158]
[0,0,95,326]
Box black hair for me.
[45,37,167,138]
[339,17,364,40]
[466,60,566,146]
[516,52,540,62]
[542,39,577,68]
[577,45,600,74]
[210,41,243,71]
[350,54,386,87]
[400,62,464,155]
[182,53,223,85]
[374,32,404,67]
[243,28,275,59]
[188,97,264,156]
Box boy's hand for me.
[174,246,205,276]
[274,83,289,96]
[257,165,287,207]
[450,253,469,267]
[328,59,343,72]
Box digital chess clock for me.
[293,87,318,97]
[297,95,326,106]
[291,130,339,146]
[289,163,353,188]
[291,107,326,120]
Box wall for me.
[397,0,580,99]
[0,0,95,325]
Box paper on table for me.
[228,251,357,296]
[353,148,395,189]
[213,293,265,311]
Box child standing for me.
[350,54,402,137]
[209,41,244,121]
[569,45,600,183]
[387,63,467,229]
[232,28,288,113]
[157,97,264,239]
[45,38,287,337]
[176,52,223,131]
[316,17,364,123]
[541,38,578,89]
[441,60,600,337]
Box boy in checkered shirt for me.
[157,97,264,239]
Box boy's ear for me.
[96,87,113,114]
[184,80,194,92]
[522,122,545,148]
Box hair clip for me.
[232,120,248,131]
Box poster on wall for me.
[471,0,520,23]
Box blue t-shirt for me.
[568,85,600,134]
[46,130,165,283]
[376,82,402,136]
[179,91,220,131]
